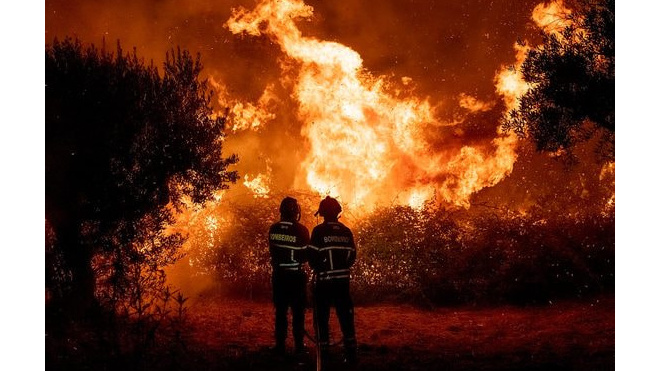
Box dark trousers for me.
[272,271,307,349]
[314,279,357,354]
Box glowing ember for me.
[599,162,615,213]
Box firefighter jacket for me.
[268,220,310,272]
[308,221,356,281]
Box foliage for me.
[195,200,275,299]
[350,205,612,306]
[454,211,614,305]
[46,286,191,370]
[352,205,461,305]
[45,37,238,317]
[188,196,614,306]
[183,192,322,298]
[502,0,614,162]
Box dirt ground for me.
[181,294,614,370]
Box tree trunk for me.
[58,223,98,320]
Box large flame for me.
[531,0,574,37]
[226,0,519,209]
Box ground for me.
[180,294,614,370]
[46,293,614,370]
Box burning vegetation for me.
[159,0,613,304]
[45,0,614,369]
[46,0,615,311]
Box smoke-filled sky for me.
[46,0,541,97]
[45,0,612,213]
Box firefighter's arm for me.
[307,228,321,271]
[297,225,311,263]
[267,225,277,267]
[347,230,357,267]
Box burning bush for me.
[180,192,322,298]
[351,205,461,304]
[451,210,614,305]
[181,195,614,306]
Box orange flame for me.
[496,1,578,116]
[459,93,494,113]
[243,171,272,198]
[211,77,277,132]
[495,43,531,113]
[531,0,573,37]
[227,0,519,209]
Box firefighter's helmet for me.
[279,197,301,221]
[315,196,342,218]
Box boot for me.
[343,338,358,364]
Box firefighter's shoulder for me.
[312,222,335,235]
[293,221,310,234]
[310,223,328,241]
[273,221,295,230]
[327,221,352,233]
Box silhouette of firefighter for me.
[268,197,310,355]
[308,196,358,364]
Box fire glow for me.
[226,0,523,209]
[44,0,612,214]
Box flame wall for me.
[47,0,557,211]
[46,0,613,212]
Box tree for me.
[502,0,614,161]
[45,38,239,317]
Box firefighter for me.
[268,197,310,355]
[308,196,358,364]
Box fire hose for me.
[304,273,343,371]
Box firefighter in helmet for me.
[308,196,358,364]
[268,197,310,355]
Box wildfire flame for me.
[496,0,580,116]
[226,0,519,209]
[211,77,277,132]
[531,0,573,37]
[243,172,272,198]
[459,93,495,113]
[495,43,532,113]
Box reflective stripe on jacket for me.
[268,221,310,272]
[308,221,356,280]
